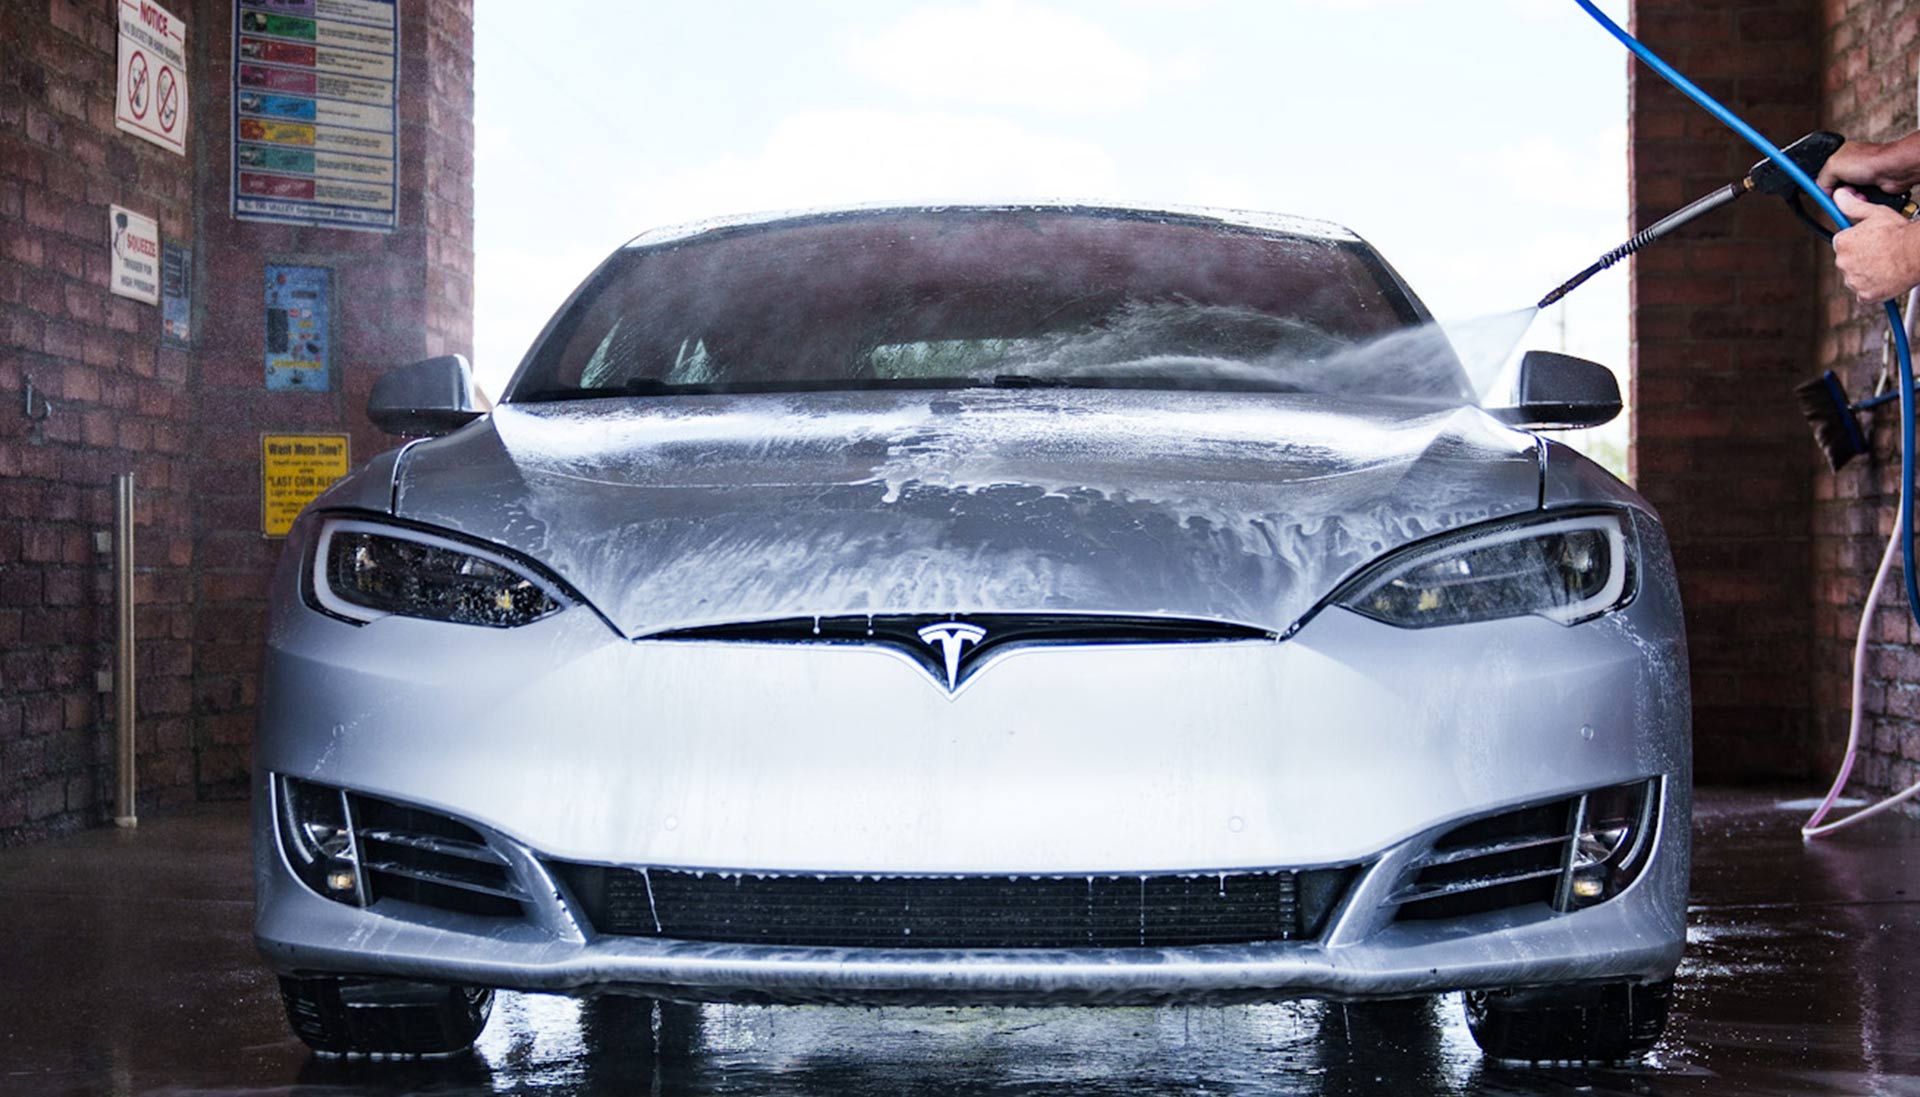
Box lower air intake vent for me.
[1391,778,1658,923]
[276,776,529,919]
[553,865,1358,949]
[350,794,529,918]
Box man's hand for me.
[1833,188,1920,304]
[1819,134,1920,195]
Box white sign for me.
[115,0,188,156]
[232,0,398,231]
[110,205,161,304]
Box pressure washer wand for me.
[1537,181,1743,309]
[1535,131,1915,310]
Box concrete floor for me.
[1,788,1917,1096]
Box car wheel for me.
[1463,979,1672,1064]
[278,976,494,1058]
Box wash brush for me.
[1794,371,1899,471]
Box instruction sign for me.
[232,0,399,231]
[161,242,191,345]
[109,205,160,304]
[116,0,188,155]
[261,433,350,537]
[264,264,330,391]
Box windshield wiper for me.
[988,373,1080,388]
[985,373,1304,393]
[514,378,685,402]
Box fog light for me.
[1559,778,1658,912]
[277,775,365,907]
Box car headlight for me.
[309,516,569,627]
[1332,510,1636,628]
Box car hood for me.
[390,390,1542,637]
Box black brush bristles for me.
[1794,370,1870,471]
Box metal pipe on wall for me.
[113,473,136,828]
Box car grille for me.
[551,864,1357,949]
[649,614,1272,692]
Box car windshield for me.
[507,208,1474,404]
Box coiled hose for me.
[1570,0,1920,835]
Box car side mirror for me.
[368,354,486,436]
[1489,350,1622,430]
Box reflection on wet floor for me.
[1,787,1918,1096]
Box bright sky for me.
[474,0,1633,456]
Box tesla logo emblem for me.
[917,621,986,691]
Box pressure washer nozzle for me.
[1795,370,1872,471]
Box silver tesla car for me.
[254,205,1689,1064]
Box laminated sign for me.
[109,205,161,304]
[264,265,330,391]
[161,242,192,345]
[232,0,399,231]
[261,433,350,537]
[116,0,189,155]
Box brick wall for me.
[1810,2,1920,802]
[1,0,201,841]
[1629,0,1824,780]
[0,0,474,845]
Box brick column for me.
[186,0,475,796]
[1628,1,1823,780]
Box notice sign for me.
[261,433,350,537]
[109,205,161,304]
[232,0,399,232]
[116,0,188,155]
[161,242,191,345]
[264,264,330,391]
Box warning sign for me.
[109,205,161,304]
[261,433,350,537]
[116,0,188,156]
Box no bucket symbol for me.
[156,67,177,133]
[127,49,150,119]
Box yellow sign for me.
[262,433,350,537]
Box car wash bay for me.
[10,0,1920,1091]
[0,789,1916,1095]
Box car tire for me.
[278,976,494,1058]
[1463,979,1672,1064]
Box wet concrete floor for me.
[1,787,1917,1095]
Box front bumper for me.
[254,776,1687,1006]
[254,510,1691,1004]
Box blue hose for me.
[1571,0,1920,630]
